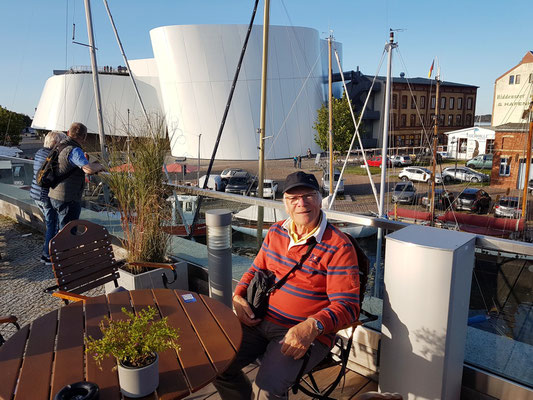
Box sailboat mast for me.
[83,0,107,164]
[521,99,533,219]
[328,35,334,196]
[256,0,270,246]
[430,77,441,224]
[374,31,396,298]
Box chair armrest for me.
[0,315,19,329]
[52,291,89,303]
[128,262,178,289]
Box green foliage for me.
[0,106,30,146]
[85,306,180,369]
[313,92,362,153]
[102,115,171,266]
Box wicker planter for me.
[117,353,159,398]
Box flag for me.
[428,60,434,78]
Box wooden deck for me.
[185,363,377,399]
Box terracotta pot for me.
[117,353,159,398]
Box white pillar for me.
[379,225,475,400]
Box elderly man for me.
[214,171,360,399]
[49,122,105,229]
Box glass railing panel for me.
[0,155,34,186]
[465,250,533,388]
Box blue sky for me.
[1,0,531,118]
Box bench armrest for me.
[52,291,89,303]
[127,262,178,288]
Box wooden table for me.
[0,289,242,400]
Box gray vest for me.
[48,139,86,203]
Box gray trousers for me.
[214,320,330,400]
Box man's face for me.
[283,186,321,232]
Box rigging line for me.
[188,0,260,238]
[102,0,151,129]
[328,47,385,209]
[265,47,324,158]
[396,49,433,150]
[278,0,323,95]
[64,0,69,129]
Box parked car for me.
[366,156,391,168]
[250,179,278,199]
[494,196,522,218]
[528,179,533,194]
[437,151,452,160]
[390,155,412,167]
[455,188,491,213]
[225,171,255,195]
[421,189,455,210]
[414,152,442,165]
[466,154,493,169]
[220,168,245,181]
[322,169,345,195]
[391,181,416,204]
[398,167,432,183]
[198,174,225,191]
[440,167,489,183]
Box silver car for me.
[494,197,522,218]
[440,167,489,183]
[391,181,416,204]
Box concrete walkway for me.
[0,215,103,341]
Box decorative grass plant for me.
[85,306,180,369]
[102,116,171,270]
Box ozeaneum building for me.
[32,24,342,160]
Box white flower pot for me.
[117,353,159,398]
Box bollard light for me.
[205,209,232,307]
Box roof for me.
[366,75,478,88]
[495,51,533,82]
[493,122,530,132]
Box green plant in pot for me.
[102,116,177,286]
[85,306,180,398]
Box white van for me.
[198,174,224,191]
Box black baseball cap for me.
[283,171,319,193]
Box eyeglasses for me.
[284,192,317,205]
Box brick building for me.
[339,70,478,149]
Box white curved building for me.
[32,24,342,160]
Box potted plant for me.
[102,116,188,291]
[85,306,180,398]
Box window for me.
[393,114,397,128]
[530,73,533,83]
[486,139,495,154]
[456,114,462,125]
[458,98,463,110]
[466,114,472,125]
[411,95,417,109]
[438,114,445,125]
[499,157,510,176]
[467,98,473,110]
[393,94,397,109]
[449,98,455,110]
[448,115,453,126]
[440,97,446,110]
[420,115,425,125]
[410,114,416,126]
[459,138,467,154]
[401,95,408,109]
[400,114,406,127]
[515,75,520,84]
[420,96,426,109]
[509,75,515,84]
[431,96,436,109]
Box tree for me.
[313,92,362,153]
[0,106,29,146]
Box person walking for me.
[30,131,68,265]
[297,155,302,168]
[49,122,105,230]
[307,148,312,159]
[293,155,297,168]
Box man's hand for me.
[280,318,319,360]
[82,162,106,175]
[233,295,261,327]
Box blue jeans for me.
[35,199,58,257]
[50,199,82,231]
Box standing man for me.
[49,122,105,229]
[30,131,67,265]
[297,155,302,169]
[293,155,297,168]
[214,171,360,399]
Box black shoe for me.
[40,256,52,266]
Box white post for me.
[379,225,475,399]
